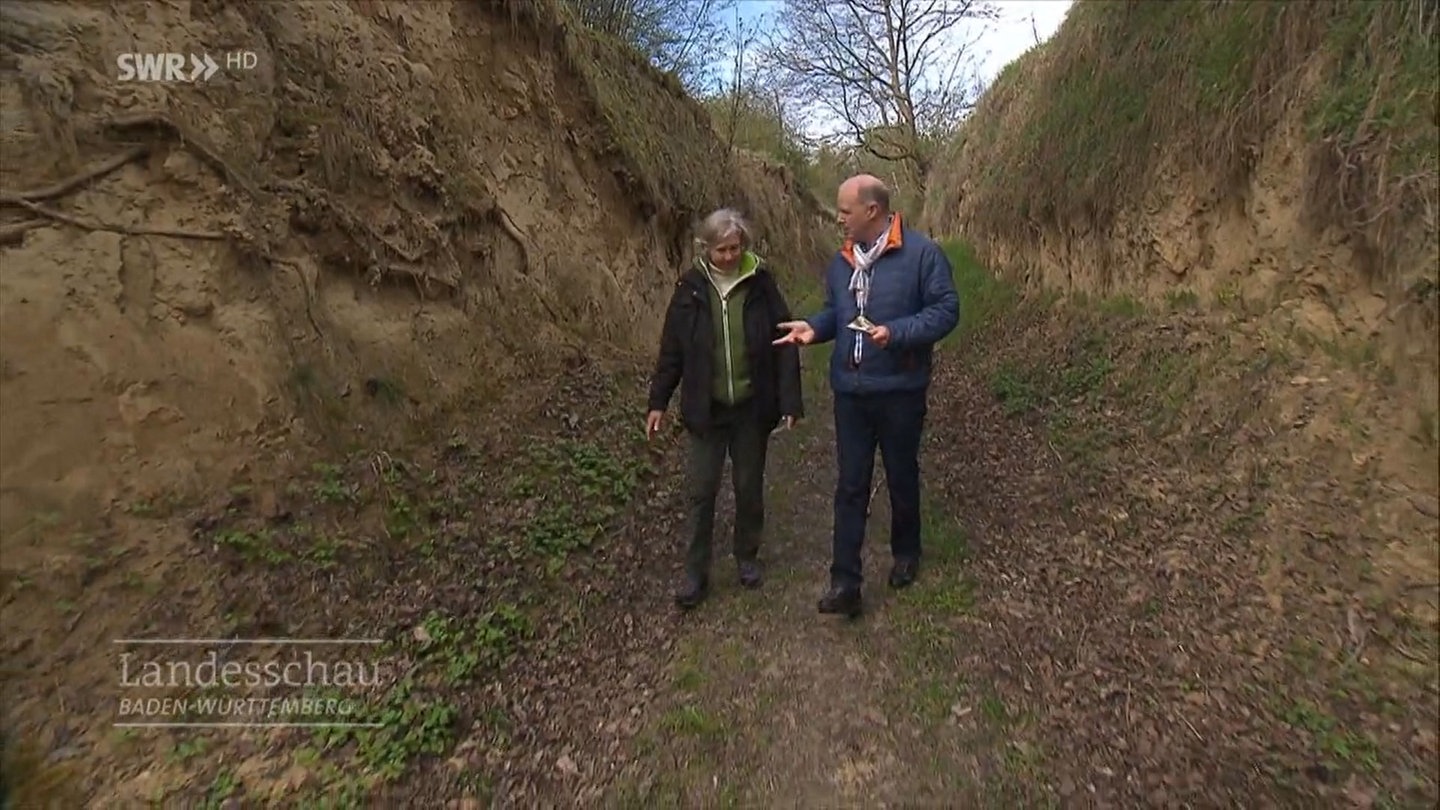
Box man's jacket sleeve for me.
[887,244,960,349]
[647,287,685,412]
[805,263,839,345]
[770,279,805,419]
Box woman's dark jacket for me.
[647,259,805,433]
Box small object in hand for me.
[846,315,877,333]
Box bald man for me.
[774,175,960,617]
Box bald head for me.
[841,174,891,213]
[836,174,892,244]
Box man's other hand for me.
[869,325,891,348]
[774,320,815,346]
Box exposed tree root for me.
[0,145,150,203]
[0,110,461,300]
[0,197,226,241]
[377,261,460,294]
[260,253,327,340]
[268,176,460,293]
[105,112,263,200]
[0,119,239,244]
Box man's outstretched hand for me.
[773,320,815,346]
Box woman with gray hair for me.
[645,207,805,609]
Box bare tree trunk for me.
[725,10,748,156]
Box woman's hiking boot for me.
[738,559,763,589]
[675,574,708,610]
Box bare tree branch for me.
[759,0,997,199]
[669,0,718,79]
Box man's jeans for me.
[684,398,770,581]
[831,388,927,588]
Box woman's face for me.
[708,231,743,272]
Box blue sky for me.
[731,0,1072,84]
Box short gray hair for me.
[694,207,752,250]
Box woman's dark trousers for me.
[684,398,769,582]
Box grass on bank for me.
[957,0,1437,282]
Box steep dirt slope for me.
[0,0,827,803]
[0,0,826,543]
[928,0,1437,437]
[921,1,1439,803]
[927,0,1437,598]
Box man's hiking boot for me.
[738,559,763,589]
[675,575,708,610]
[888,557,920,589]
[817,585,862,617]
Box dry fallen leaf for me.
[556,754,579,777]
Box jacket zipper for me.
[720,288,736,403]
[698,273,760,404]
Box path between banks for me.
[544,267,1438,808]
[604,345,1042,807]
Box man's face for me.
[708,231,743,272]
[836,186,875,243]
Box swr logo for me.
[116,53,220,83]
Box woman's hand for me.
[783,415,797,430]
[645,409,664,440]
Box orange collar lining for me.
[840,213,904,269]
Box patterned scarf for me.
[847,222,891,366]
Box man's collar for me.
[857,217,893,251]
[841,213,904,268]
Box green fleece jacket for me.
[701,251,760,406]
